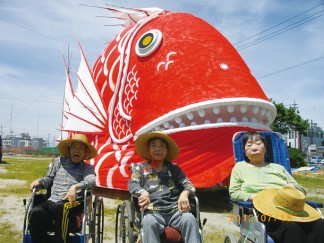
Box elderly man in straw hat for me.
[29,134,97,243]
[128,131,201,243]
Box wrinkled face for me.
[69,141,86,163]
[149,138,168,162]
[244,136,266,163]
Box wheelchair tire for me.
[115,201,134,243]
[93,196,104,243]
[224,233,238,243]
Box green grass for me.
[294,174,324,189]
[1,158,324,242]
[0,158,51,196]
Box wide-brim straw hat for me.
[135,132,179,161]
[253,186,322,222]
[57,134,98,160]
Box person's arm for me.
[63,162,96,207]
[282,167,307,195]
[128,163,150,211]
[76,164,96,190]
[229,163,253,201]
[172,164,196,212]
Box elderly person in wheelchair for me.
[128,131,202,243]
[29,134,97,243]
[229,131,324,243]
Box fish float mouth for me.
[135,98,276,136]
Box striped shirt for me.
[39,157,96,202]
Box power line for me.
[234,2,324,45]
[0,97,61,104]
[257,56,324,79]
[236,10,324,50]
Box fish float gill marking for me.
[157,51,177,71]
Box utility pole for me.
[289,100,299,149]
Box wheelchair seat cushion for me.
[160,226,184,243]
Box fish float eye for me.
[135,29,162,57]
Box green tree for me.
[288,147,307,168]
[270,100,308,135]
[270,100,309,168]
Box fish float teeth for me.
[251,117,257,123]
[242,117,249,122]
[198,109,205,117]
[265,110,272,118]
[213,106,220,114]
[252,106,260,114]
[227,105,235,113]
[179,123,186,128]
[191,121,197,126]
[259,107,266,116]
[240,105,248,113]
[204,120,211,124]
[175,117,182,124]
[163,121,170,128]
[230,117,237,122]
[217,118,223,123]
[187,112,194,120]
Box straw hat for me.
[135,132,179,161]
[57,134,98,160]
[253,186,322,222]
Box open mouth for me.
[136,98,276,136]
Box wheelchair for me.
[224,131,324,243]
[115,191,205,243]
[22,187,104,243]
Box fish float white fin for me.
[62,44,108,134]
[57,52,74,141]
[81,3,164,27]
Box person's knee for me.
[143,214,158,228]
[181,212,198,227]
[29,206,43,222]
[285,222,304,236]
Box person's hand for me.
[248,194,256,201]
[178,190,191,212]
[286,183,296,189]
[138,190,150,211]
[30,179,40,192]
[63,185,78,207]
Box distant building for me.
[2,133,46,148]
[285,122,324,157]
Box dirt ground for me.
[0,165,238,242]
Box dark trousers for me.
[263,216,324,243]
[29,200,82,243]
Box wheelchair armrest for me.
[75,189,92,201]
[306,200,323,208]
[229,198,253,209]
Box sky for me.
[0,0,323,145]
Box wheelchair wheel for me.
[92,196,104,243]
[115,201,134,243]
[224,233,238,243]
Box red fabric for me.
[63,10,273,191]
[160,226,184,243]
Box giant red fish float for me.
[59,7,277,191]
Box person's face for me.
[149,138,168,162]
[69,141,86,163]
[244,136,266,163]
